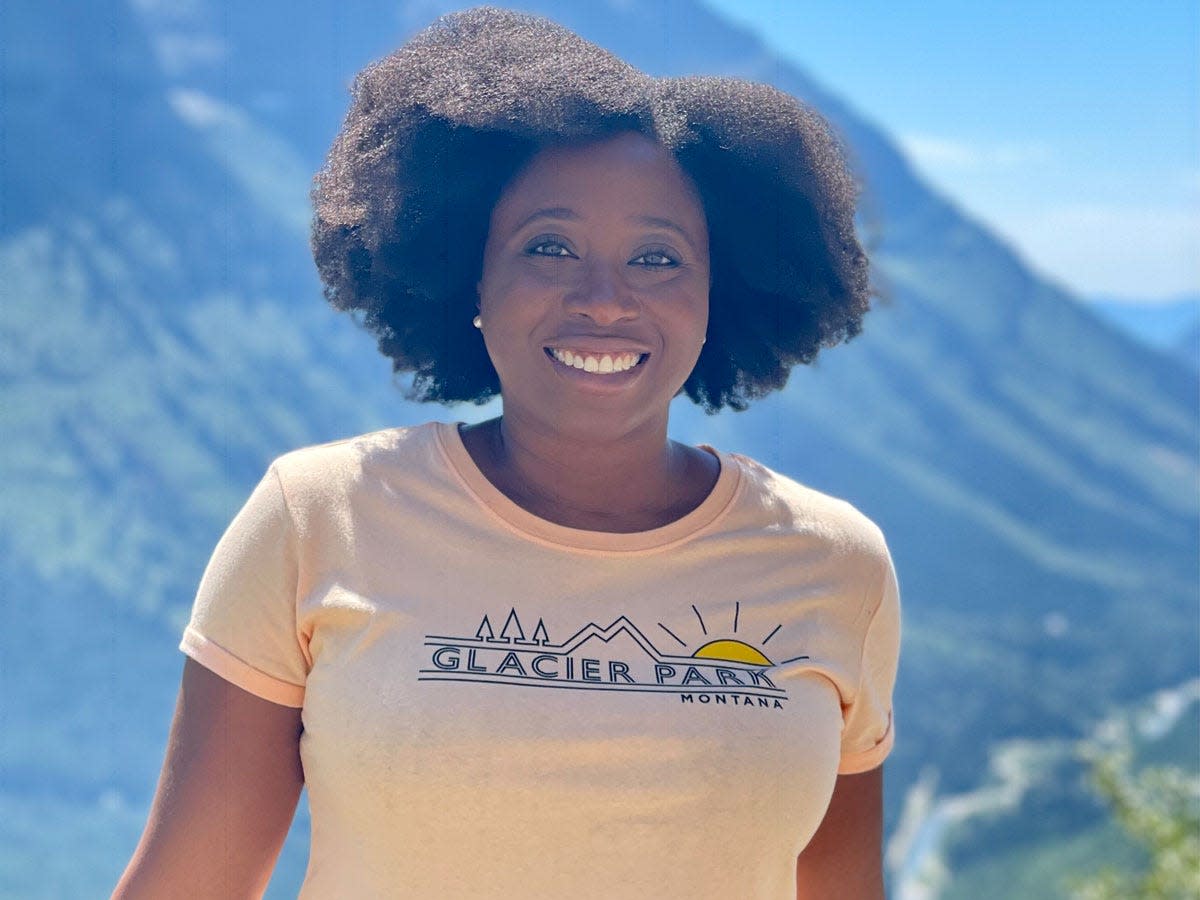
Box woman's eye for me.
[527,240,576,258]
[631,249,678,267]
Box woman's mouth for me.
[544,347,648,375]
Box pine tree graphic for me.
[500,608,525,642]
[475,615,498,642]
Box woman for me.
[115,7,899,899]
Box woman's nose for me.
[563,260,639,324]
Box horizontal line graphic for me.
[417,672,787,698]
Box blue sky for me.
[704,0,1199,302]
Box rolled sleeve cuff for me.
[837,711,894,774]
[180,626,306,708]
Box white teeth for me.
[550,348,644,375]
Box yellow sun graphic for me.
[691,639,772,666]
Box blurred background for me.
[2,1,1196,897]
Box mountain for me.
[2,1,1196,896]
[1174,317,1200,369]
[1,2,404,896]
[1089,293,1200,368]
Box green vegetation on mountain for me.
[1070,751,1200,899]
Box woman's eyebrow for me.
[513,207,580,232]
[631,215,700,251]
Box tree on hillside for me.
[1070,749,1200,900]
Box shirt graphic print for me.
[421,604,808,710]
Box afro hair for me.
[310,6,871,412]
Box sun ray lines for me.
[662,603,786,666]
[657,622,687,647]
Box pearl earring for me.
[473,315,482,329]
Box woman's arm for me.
[112,658,304,899]
[795,767,885,899]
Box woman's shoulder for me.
[267,421,445,506]
[721,449,890,560]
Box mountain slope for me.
[1,3,403,895]
[1090,294,1200,368]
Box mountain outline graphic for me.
[425,609,803,671]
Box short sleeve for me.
[837,550,901,774]
[179,463,310,707]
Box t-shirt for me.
[180,421,901,898]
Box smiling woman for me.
[463,131,717,529]
[114,7,900,900]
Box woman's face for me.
[477,131,710,439]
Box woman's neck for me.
[458,413,718,533]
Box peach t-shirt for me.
[180,421,900,898]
